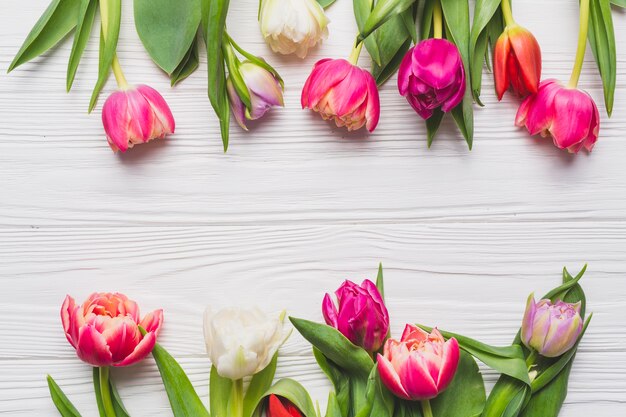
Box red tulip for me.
[515,79,599,153]
[494,25,542,100]
[267,394,303,417]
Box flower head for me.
[515,79,599,153]
[260,0,329,58]
[102,85,175,152]
[203,307,290,380]
[227,61,284,130]
[521,294,583,357]
[61,293,163,367]
[397,39,466,120]
[494,24,542,100]
[322,279,389,353]
[301,58,380,132]
[377,325,459,401]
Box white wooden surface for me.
[1,0,626,415]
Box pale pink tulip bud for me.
[102,85,175,153]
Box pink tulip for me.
[301,58,380,132]
[102,85,175,153]
[377,324,459,401]
[397,39,466,120]
[521,294,583,358]
[61,292,163,367]
[322,279,389,353]
[515,79,599,153]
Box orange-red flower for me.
[494,25,542,100]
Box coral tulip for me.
[259,0,329,58]
[61,292,163,367]
[494,24,542,100]
[397,38,466,120]
[301,58,380,132]
[515,79,599,153]
[102,85,175,153]
[322,279,389,353]
[377,324,459,401]
[521,294,583,357]
[267,394,303,417]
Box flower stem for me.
[421,399,434,417]
[568,0,590,88]
[501,0,516,27]
[99,0,127,89]
[526,350,539,368]
[229,379,244,417]
[348,40,363,65]
[433,1,443,39]
[99,367,116,417]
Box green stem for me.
[501,0,516,27]
[433,1,443,39]
[526,350,539,368]
[99,367,116,417]
[100,0,127,89]
[421,399,434,417]
[348,40,363,65]
[229,379,244,417]
[568,0,590,88]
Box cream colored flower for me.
[259,0,329,58]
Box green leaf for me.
[313,348,351,417]
[206,0,231,151]
[588,0,616,116]
[110,380,131,417]
[359,0,415,41]
[393,400,423,417]
[417,325,530,385]
[318,0,338,7]
[8,0,82,72]
[354,0,382,65]
[325,392,344,417]
[611,0,626,6]
[376,263,385,301]
[372,15,413,85]
[151,343,210,417]
[425,108,444,147]
[243,353,278,417]
[257,379,318,417]
[483,377,530,417]
[210,366,233,417]
[170,35,200,86]
[88,0,122,112]
[420,0,435,40]
[93,368,131,417]
[357,367,394,417]
[289,317,374,377]
[66,0,97,91]
[47,375,82,417]
[469,0,502,102]
[134,0,201,74]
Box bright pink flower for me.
[494,25,542,100]
[102,85,175,153]
[301,58,380,132]
[61,292,163,367]
[377,324,459,401]
[398,39,466,120]
[521,294,583,358]
[323,279,389,353]
[515,79,599,153]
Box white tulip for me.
[259,0,329,58]
[203,307,290,380]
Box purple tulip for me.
[322,279,389,353]
[521,294,583,358]
[397,38,466,120]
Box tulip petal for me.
[441,64,465,113]
[140,309,164,336]
[61,295,78,348]
[76,324,114,367]
[101,317,142,363]
[322,294,339,328]
[549,88,594,150]
[301,59,352,109]
[102,91,131,152]
[509,27,541,96]
[412,39,463,90]
[583,99,600,152]
[522,79,561,136]
[521,293,537,348]
[377,354,411,400]
[436,337,460,391]
[540,314,582,357]
[494,32,511,100]
[398,48,415,96]
[137,84,175,135]
[114,330,157,367]
[125,89,155,144]
[364,73,380,132]
[399,353,439,400]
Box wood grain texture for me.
[1,0,626,416]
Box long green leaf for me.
[482,376,530,417]
[588,0,616,116]
[325,392,344,417]
[47,375,82,417]
[243,353,278,417]
[359,0,415,41]
[134,0,201,74]
[210,366,233,417]
[469,0,502,102]
[313,348,351,417]
[93,368,131,417]
[425,108,444,147]
[9,0,81,72]
[170,35,200,86]
[354,0,382,65]
[151,343,210,417]
[88,0,121,112]
[420,0,435,40]
[66,0,97,91]
[290,317,374,377]
[372,15,413,85]
[611,0,626,6]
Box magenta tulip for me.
[377,324,459,401]
[322,279,389,353]
[61,292,163,367]
[515,79,599,153]
[301,58,380,132]
[397,39,466,120]
[102,85,175,153]
[521,294,583,357]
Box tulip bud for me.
[203,307,289,380]
[61,293,163,367]
[377,325,459,401]
[227,61,284,130]
[521,294,583,358]
[102,85,175,153]
[267,394,304,417]
[515,79,599,153]
[397,39,466,120]
[259,0,329,58]
[301,58,380,132]
[322,279,389,353]
[494,24,542,100]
